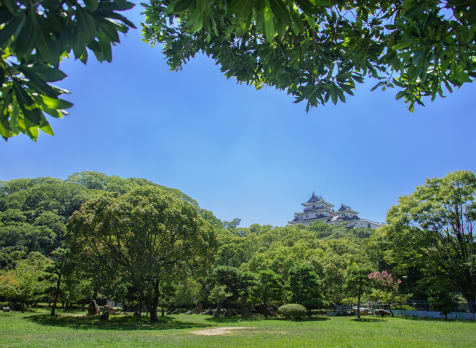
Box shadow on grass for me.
[25,314,212,331]
[204,316,261,323]
[204,315,329,323]
[351,318,386,323]
[399,316,476,324]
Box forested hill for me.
[1,171,381,308]
[0,171,198,268]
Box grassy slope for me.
[0,310,475,348]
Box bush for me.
[278,304,307,320]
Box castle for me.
[289,192,381,229]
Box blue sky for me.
[2,5,476,227]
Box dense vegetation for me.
[1,170,475,321]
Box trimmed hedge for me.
[278,304,307,320]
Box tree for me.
[382,170,476,312]
[208,266,257,317]
[0,251,51,309]
[47,247,71,315]
[143,0,475,112]
[368,270,408,316]
[0,0,135,141]
[67,185,216,321]
[345,263,373,319]
[426,279,458,320]
[287,264,325,316]
[251,269,283,318]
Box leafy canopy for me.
[0,0,135,140]
[143,0,476,112]
[382,170,476,304]
[67,185,216,321]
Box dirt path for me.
[190,327,254,336]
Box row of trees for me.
[1,170,475,320]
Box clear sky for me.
[2,5,476,227]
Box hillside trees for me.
[381,170,476,311]
[67,185,216,321]
[1,172,382,313]
[0,0,136,140]
[143,0,476,112]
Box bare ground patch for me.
[190,327,254,336]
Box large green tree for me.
[0,0,135,140]
[67,185,216,321]
[144,0,476,112]
[381,170,476,311]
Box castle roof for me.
[306,192,322,204]
[303,192,334,207]
[338,203,358,214]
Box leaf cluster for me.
[0,0,135,140]
[143,0,476,112]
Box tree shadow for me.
[306,316,330,321]
[351,318,386,323]
[25,314,212,331]
[204,316,261,323]
[400,316,476,324]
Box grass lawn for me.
[1,309,475,347]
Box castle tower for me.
[289,192,336,225]
[289,194,381,229]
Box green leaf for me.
[395,90,406,100]
[41,95,73,110]
[393,40,418,51]
[13,11,38,57]
[295,0,315,14]
[40,123,54,136]
[84,0,99,11]
[33,65,67,82]
[36,22,59,65]
[2,0,17,15]
[269,0,291,27]
[263,1,275,43]
[0,14,25,49]
[43,107,63,119]
[237,0,255,20]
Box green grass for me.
[1,309,475,347]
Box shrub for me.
[278,304,307,320]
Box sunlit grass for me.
[0,309,475,347]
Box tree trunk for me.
[214,301,222,318]
[150,281,160,322]
[357,279,361,319]
[196,302,203,314]
[93,289,98,301]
